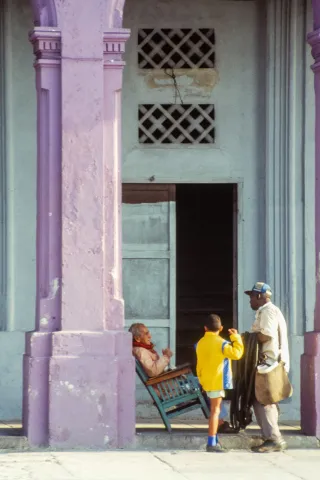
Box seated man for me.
[129,323,173,377]
[129,322,235,433]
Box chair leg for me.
[155,404,172,432]
[162,413,172,433]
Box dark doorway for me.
[176,184,237,371]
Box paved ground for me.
[0,450,319,480]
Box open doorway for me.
[176,184,237,371]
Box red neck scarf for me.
[133,340,156,353]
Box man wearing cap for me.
[245,282,290,453]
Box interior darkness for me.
[176,184,235,371]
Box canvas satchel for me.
[255,322,293,405]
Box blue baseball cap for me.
[244,282,272,297]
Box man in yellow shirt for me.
[196,314,244,452]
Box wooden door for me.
[122,185,176,377]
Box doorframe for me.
[122,180,243,355]
[0,0,7,331]
[233,184,238,329]
[236,180,244,334]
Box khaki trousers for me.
[253,400,282,442]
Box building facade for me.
[0,0,319,447]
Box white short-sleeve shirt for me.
[251,302,290,373]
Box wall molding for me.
[0,0,7,331]
[265,0,306,335]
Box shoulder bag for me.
[255,322,293,405]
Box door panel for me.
[122,184,176,401]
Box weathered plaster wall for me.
[122,0,265,332]
[5,0,36,333]
[0,0,315,424]
[279,0,316,422]
[122,0,265,414]
[122,0,315,420]
[0,0,36,418]
[304,3,316,334]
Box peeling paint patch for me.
[104,435,110,445]
[48,278,60,300]
[317,252,320,283]
[142,68,219,96]
[40,317,49,327]
[61,381,75,391]
[28,387,39,400]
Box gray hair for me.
[129,323,146,339]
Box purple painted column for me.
[103,30,130,330]
[46,16,135,446]
[301,0,320,437]
[23,27,62,446]
[25,1,135,449]
[103,29,135,446]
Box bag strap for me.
[258,308,283,362]
[278,321,282,362]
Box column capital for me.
[308,28,320,72]
[29,27,61,63]
[103,28,130,68]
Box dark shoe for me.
[218,421,238,434]
[252,439,287,453]
[206,443,225,453]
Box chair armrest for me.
[146,364,193,386]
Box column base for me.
[23,332,51,446]
[301,331,320,437]
[23,330,135,448]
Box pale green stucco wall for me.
[0,0,36,418]
[0,0,316,422]
[122,0,316,421]
[5,0,36,333]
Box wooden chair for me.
[135,359,210,432]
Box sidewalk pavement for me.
[0,450,319,480]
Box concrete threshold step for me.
[132,431,320,451]
[0,434,317,452]
[0,436,29,450]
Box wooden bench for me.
[135,360,210,432]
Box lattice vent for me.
[138,29,215,69]
[138,104,215,145]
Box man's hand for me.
[228,328,238,336]
[162,348,173,358]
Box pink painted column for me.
[24,0,134,449]
[46,13,135,445]
[23,27,62,446]
[301,0,320,437]
[103,29,135,446]
[103,30,130,330]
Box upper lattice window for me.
[138,28,215,69]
